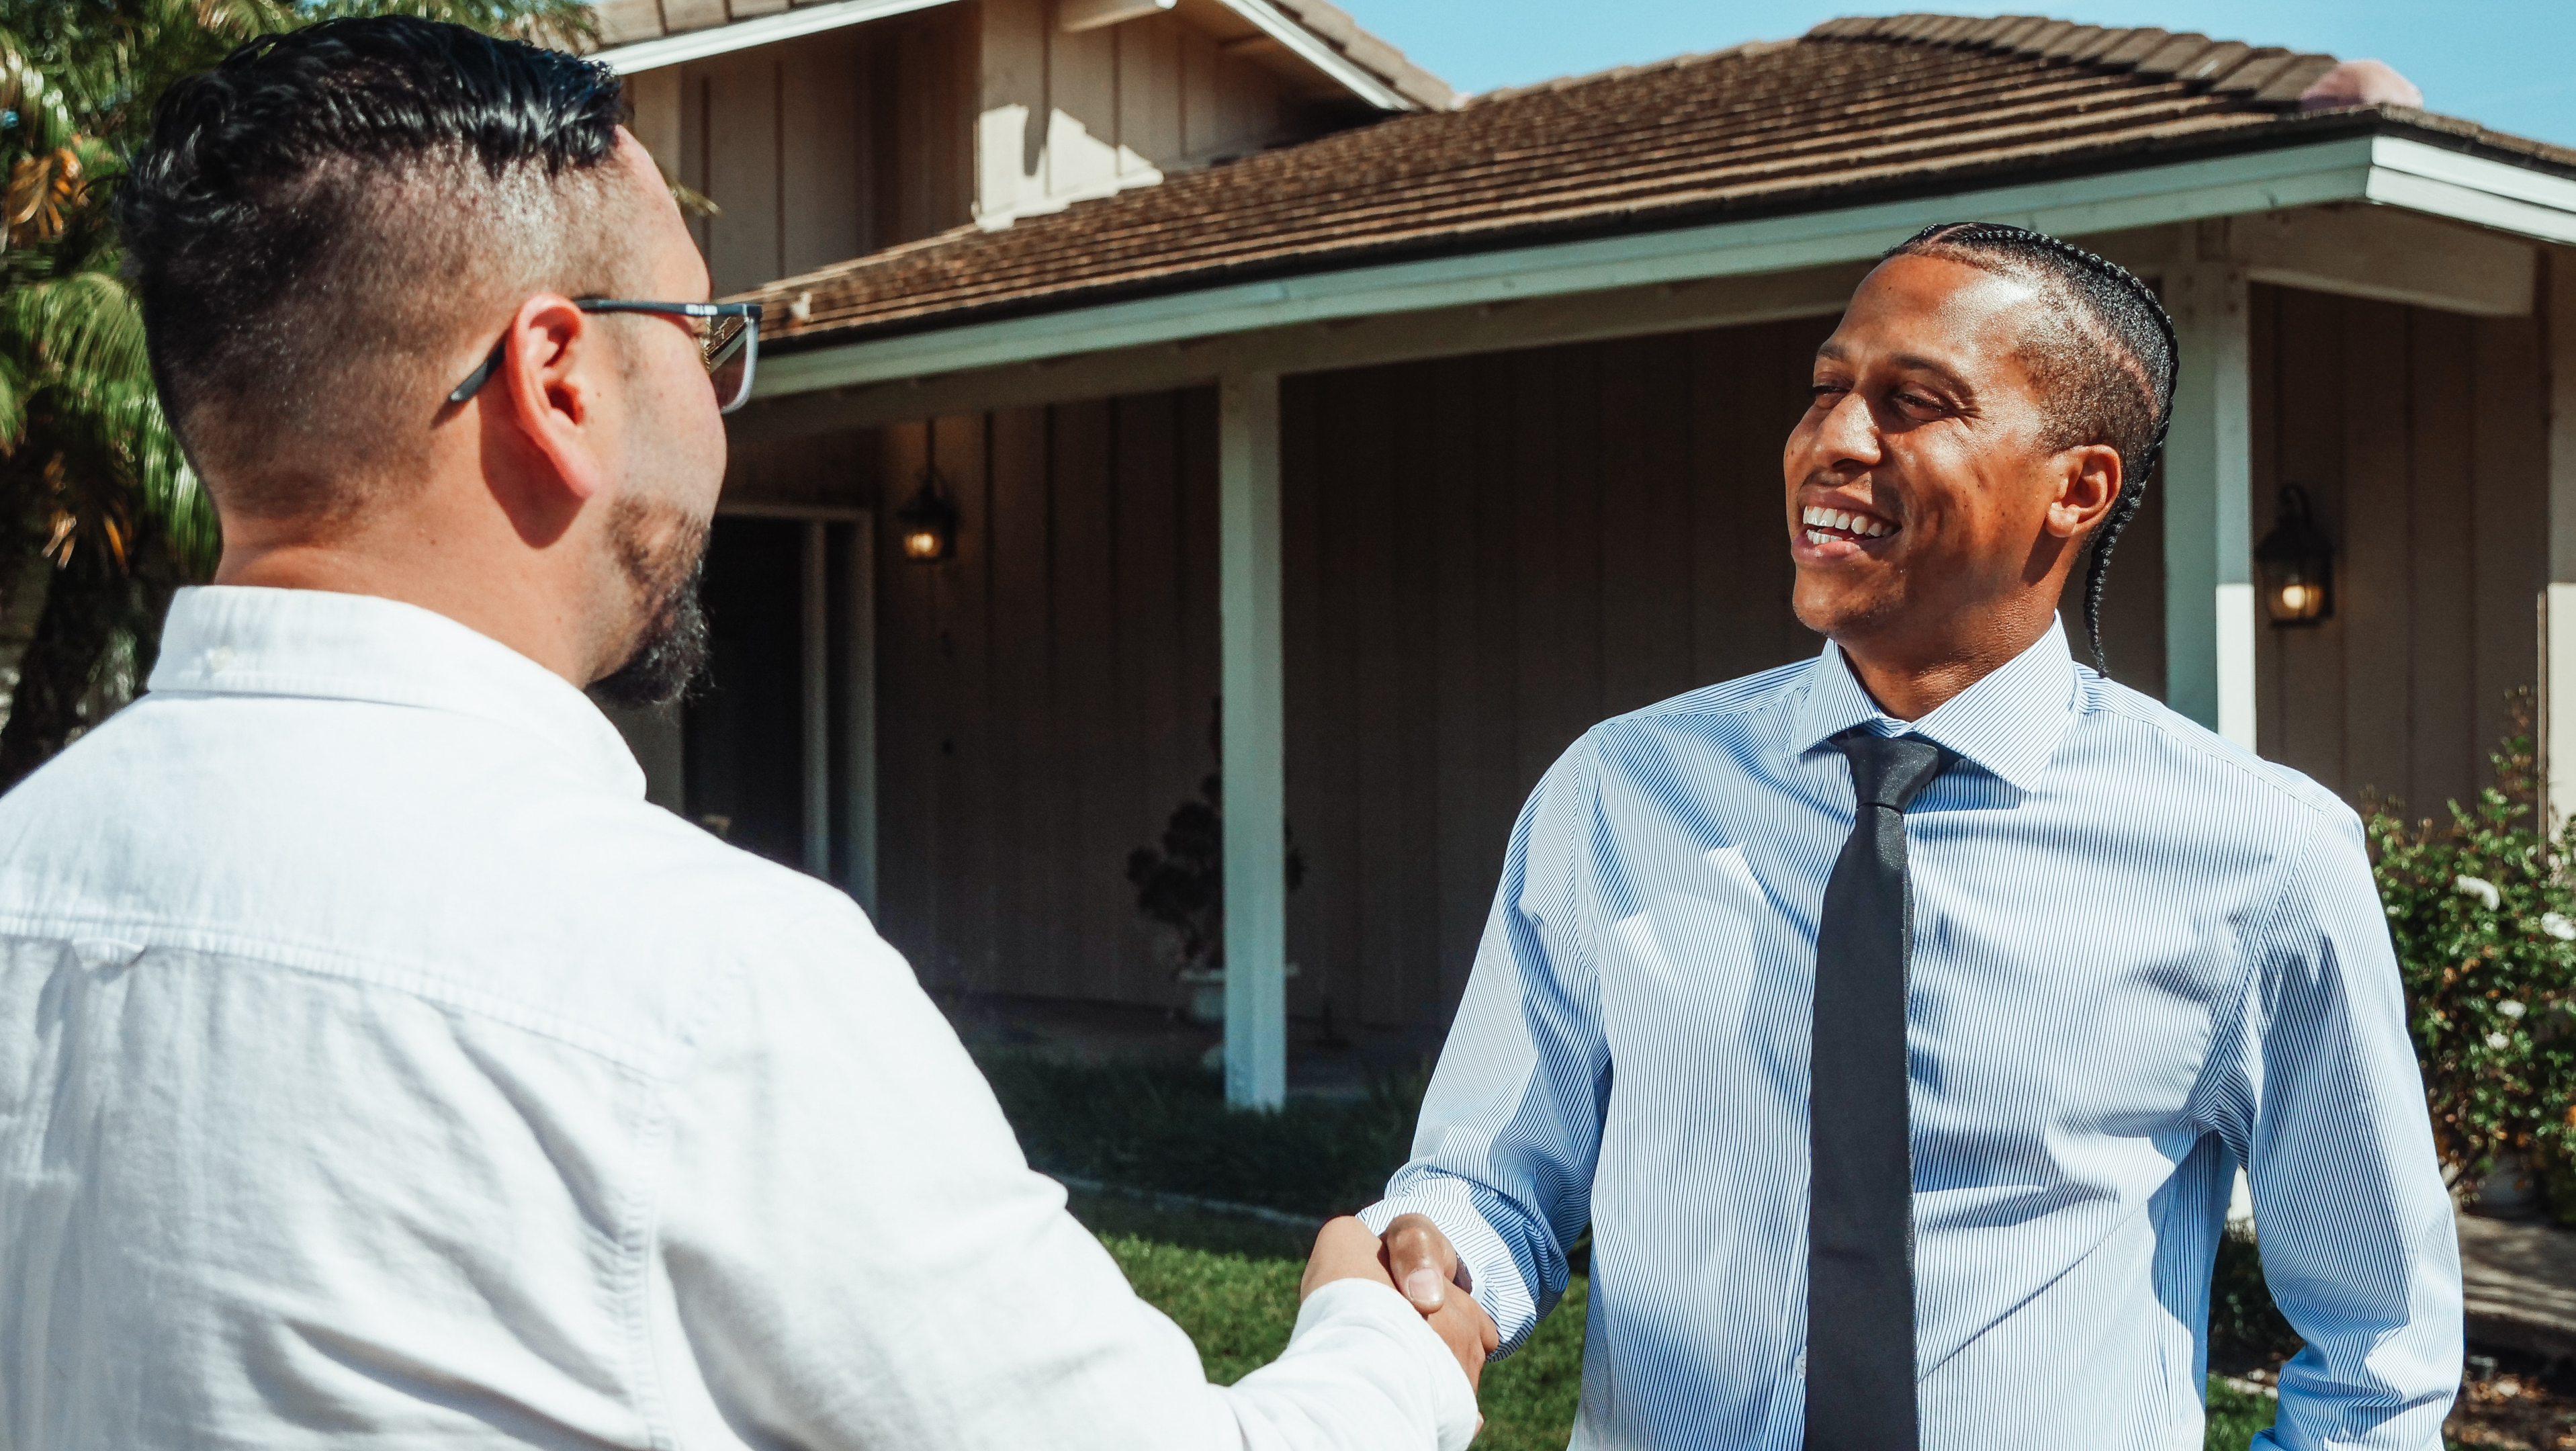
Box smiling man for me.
[1352,224,2462,1448]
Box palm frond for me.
[0,27,82,156]
[4,265,148,392]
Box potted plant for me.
[1126,700,1304,1024]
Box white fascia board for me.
[754,138,2380,399]
[592,0,952,75]
[1212,0,1411,112]
[2365,134,2576,246]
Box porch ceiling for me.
[735,12,2576,370]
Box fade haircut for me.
[1881,222,2179,674]
[120,17,639,521]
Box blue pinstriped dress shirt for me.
[1362,623,2461,1450]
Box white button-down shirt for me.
[0,585,1476,1451]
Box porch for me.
[620,19,2576,1106]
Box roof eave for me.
[742,112,2576,402]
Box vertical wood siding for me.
[2250,285,2547,817]
[856,314,2190,1027]
[978,0,1297,224]
[871,394,1225,1003]
[668,10,976,298]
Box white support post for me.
[2547,253,2576,830]
[844,515,880,912]
[1219,371,1289,1110]
[2162,247,2258,750]
[802,519,832,877]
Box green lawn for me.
[1074,1190,2279,1450]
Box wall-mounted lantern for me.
[896,470,959,564]
[2255,484,2334,627]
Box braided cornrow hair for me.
[1883,222,2180,676]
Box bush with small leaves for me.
[2366,698,2576,1210]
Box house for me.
[619,8,2576,1105]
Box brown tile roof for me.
[590,0,1454,110]
[741,12,2576,350]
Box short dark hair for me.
[120,16,633,518]
[1881,222,2179,674]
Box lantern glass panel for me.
[2253,484,2333,628]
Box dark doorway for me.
[686,517,807,868]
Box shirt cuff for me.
[1359,1191,1537,1352]
[1289,1279,1481,1451]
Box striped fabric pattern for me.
[1362,623,2461,1450]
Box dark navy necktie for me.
[1806,728,1951,1451]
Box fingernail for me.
[1404,1267,1446,1307]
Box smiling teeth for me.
[1801,505,1892,538]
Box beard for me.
[589,495,712,710]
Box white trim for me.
[1219,371,1289,1110]
[2550,587,2576,830]
[753,138,2385,398]
[753,132,2576,402]
[1211,0,1411,112]
[592,0,953,75]
[2162,259,2255,740]
[2215,584,2258,750]
[1061,0,1173,32]
[2367,136,2576,244]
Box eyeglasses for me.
[446,300,764,415]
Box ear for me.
[494,292,609,503]
[2045,443,2123,541]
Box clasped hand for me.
[1300,1213,1499,1391]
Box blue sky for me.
[1346,2,2576,150]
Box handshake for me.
[1302,1213,1501,1390]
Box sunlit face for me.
[588,130,723,702]
[1782,253,2080,652]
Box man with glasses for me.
[0,18,1486,1450]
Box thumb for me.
[1382,1213,1459,1312]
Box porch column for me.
[2547,253,2576,826]
[2162,253,2258,749]
[1219,371,1289,1109]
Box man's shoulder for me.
[1595,657,1819,737]
[2074,671,2353,828]
[0,691,887,1073]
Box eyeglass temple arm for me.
[449,342,506,406]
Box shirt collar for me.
[1787,619,2081,793]
[147,585,645,797]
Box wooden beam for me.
[734,262,1870,439]
[2233,204,2535,318]
[1220,371,1288,1109]
[1061,0,1173,30]
[2164,235,2258,747]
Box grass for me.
[1008,1055,2305,1450]
[1075,1192,1588,1449]
[1072,1190,2274,1451]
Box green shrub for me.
[2209,1227,2299,1363]
[2364,705,2576,1201]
